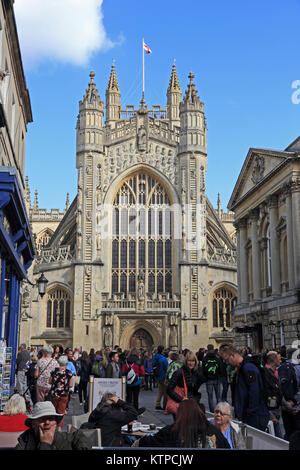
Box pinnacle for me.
[107,64,120,92]
[168,63,181,93]
[184,71,199,103]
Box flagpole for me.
[142,38,145,97]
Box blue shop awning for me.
[0,167,35,278]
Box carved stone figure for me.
[138,273,145,300]
[137,126,147,151]
[104,327,112,348]
[251,155,265,184]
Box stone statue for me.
[138,273,145,300]
[104,327,112,348]
[137,126,147,151]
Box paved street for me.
[63,382,232,431]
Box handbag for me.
[165,370,188,415]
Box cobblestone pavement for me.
[63,382,232,431]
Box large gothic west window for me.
[112,172,173,296]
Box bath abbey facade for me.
[20,65,237,352]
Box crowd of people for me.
[5,340,300,450]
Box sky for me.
[14,0,300,213]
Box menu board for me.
[0,347,12,411]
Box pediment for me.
[228,148,292,210]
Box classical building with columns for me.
[20,66,237,352]
[228,137,300,351]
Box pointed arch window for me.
[212,287,237,328]
[46,287,72,329]
[111,172,173,296]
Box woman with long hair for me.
[133,399,230,448]
[166,351,206,419]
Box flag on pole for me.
[143,41,152,54]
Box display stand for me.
[0,345,12,411]
[88,377,126,412]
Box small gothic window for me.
[46,288,72,329]
[212,287,236,328]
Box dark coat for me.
[15,428,92,450]
[78,358,91,382]
[167,365,206,403]
[138,421,231,449]
[88,398,138,447]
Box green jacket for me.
[15,428,92,450]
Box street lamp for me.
[25,272,49,298]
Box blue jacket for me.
[152,353,168,381]
[234,360,269,421]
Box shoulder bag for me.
[165,370,187,415]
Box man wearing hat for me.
[15,402,91,450]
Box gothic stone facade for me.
[228,137,300,351]
[20,66,237,352]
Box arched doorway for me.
[130,328,153,351]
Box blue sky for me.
[14,0,300,212]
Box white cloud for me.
[14,0,116,67]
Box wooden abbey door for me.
[129,329,153,351]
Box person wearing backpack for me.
[121,348,145,412]
[153,345,168,410]
[264,351,284,438]
[278,347,300,440]
[219,344,269,431]
[202,345,222,413]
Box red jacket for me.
[0,414,29,432]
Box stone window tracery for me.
[36,229,54,254]
[46,287,72,329]
[212,287,237,328]
[111,172,173,295]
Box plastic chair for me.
[0,431,23,448]
[71,412,90,429]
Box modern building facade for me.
[0,0,34,382]
[228,137,300,351]
[21,66,237,352]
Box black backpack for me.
[203,357,219,380]
[153,358,161,378]
[244,356,283,409]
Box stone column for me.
[268,195,281,295]
[239,218,249,304]
[291,178,300,288]
[234,222,241,304]
[285,184,295,289]
[250,209,261,301]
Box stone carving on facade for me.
[251,154,265,184]
[199,282,207,296]
[104,326,113,348]
[200,306,207,320]
[105,312,114,326]
[120,319,130,335]
[137,126,147,152]
[148,319,162,329]
[169,313,178,348]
